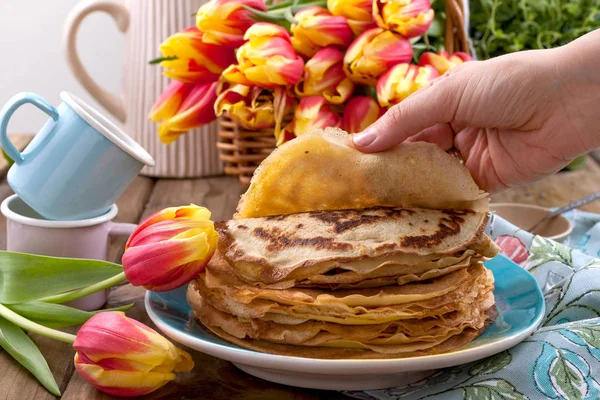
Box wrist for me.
[552,31,600,155]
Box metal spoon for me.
[528,191,600,234]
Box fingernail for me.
[353,131,376,148]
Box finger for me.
[405,123,455,150]
[352,65,470,153]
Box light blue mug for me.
[0,91,155,220]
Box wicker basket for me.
[218,0,471,186]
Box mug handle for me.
[108,222,138,237]
[0,93,59,165]
[63,0,129,122]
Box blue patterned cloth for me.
[345,212,600,400]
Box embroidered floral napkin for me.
[346,211,600,400]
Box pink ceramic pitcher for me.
[63,0,223,178]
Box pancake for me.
[217,207,497,285]
[235,128,488,219]
[194,306,498,359]
[190,256,494,325]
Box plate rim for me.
[145,255,545,375]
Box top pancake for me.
[235,128,488,219]
[217,207,493,283]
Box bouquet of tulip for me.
[0,205,219,396]
[149,0,473,148]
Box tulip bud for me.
[158,27,236,84]
[215,83,296,133]
[149,81,219,144]
[291,6,354,58]
[376,63,439,107]
[290,96,342,138]
[343,28,413,86]
[196,0,267,47]
[74,312,194,397]
[222,23,304,88]
[343,96,383,133]
[418,50,473,74]
[295,47,354,105]
[149,81,218,144]
[122,204,218,292]
[373,0,434,38]
[327,0,376,36]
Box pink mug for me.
[0,194,136,311]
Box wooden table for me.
[2,136,600,399]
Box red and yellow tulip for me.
[195,0,267,47]
[122,204,218,292]
[343,96,383,133]
[215,82,296,134]
[327,0,376,36]
[222,23,304,88]
[158,27,235,84]
[285,96,342,141]
[149,81,218,144]
[295,47,354,105]
[291,6,354,58]
[343,27,413,86]
[373,0,434,38]
[73,312,194,397]
[376,63,439,107]
[418,50,473,74]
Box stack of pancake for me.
[187,129,499,359]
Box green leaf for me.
[563,155,586,171]
[0,251,123,304]
[0,317,60,396]
[528,236,573,273]
[2,149,14,167]
[550,350,588,400]
[469,351,512,376]
[5,302,134,328]
[572,327,600,348]
[149,55,178,65]
[462,378,527,400]
[426,15,445,38]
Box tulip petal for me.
[291,7,354,58]
[343,96,383,133]
[293,96,342,136]
[343,28,412,85]
[374,0,434,38]
[149,81,187,122]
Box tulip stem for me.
[0,303,76,344]
[39,272,128,305]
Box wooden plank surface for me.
[0,134,34,178]
[491,157,600,213]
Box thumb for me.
[352,70,463,152]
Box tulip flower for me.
[343,96,383,133]
[343,27,413,86]
[285,96,342,142]
[122,204,218,292]
[149,80,218,144]
[295,47,354,105]
[195,0,267,47]
[215,83,296,134]
[373,0,434,38]
[74,312,194,397]
[327,0,377,36]
[222,23,304,88]
[376,63,439,107]
[291,6,354,58]
[419,50,473,74]
[158,27,236,84]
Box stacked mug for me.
[0,92,155,310]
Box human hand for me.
[353,30,600,193]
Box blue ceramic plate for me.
[146,254,544,391]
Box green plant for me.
[470,0,600,60]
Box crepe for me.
[235,128,488,219]
[190,254,494,325]
[217,207,497,285]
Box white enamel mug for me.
[1,194,136,311]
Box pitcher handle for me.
[0,93,59,165]
[63,0,129,122]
